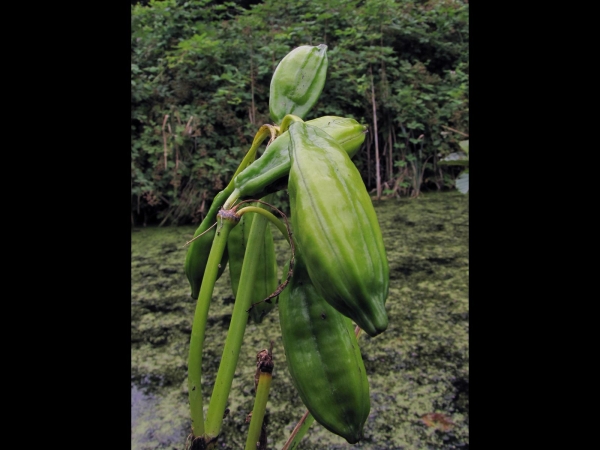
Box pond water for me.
[131,191,469,450]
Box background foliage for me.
[131,0,469,226]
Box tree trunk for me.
[249,41,256,126]
[370,67,381,200]
[366,130,372,189]
[388,123,393,181]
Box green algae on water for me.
[131,191,468,450]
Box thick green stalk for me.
[245,373,272,450]
[204,200,274,440]
[245,350,274,450]
[188,216,238,437]
[185,126,277,440]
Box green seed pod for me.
[269,45,328,124]
[287,121,389,337]
[227,209,278,323]
[184,190,229,299]
[279,255,370,444]
[226,116,366,206]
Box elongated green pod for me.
[287,121,389,337]
[224,116,366,209]
[279,255,370,444]
[226,206,278,323]
[269,45,328,124]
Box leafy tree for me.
[131,0,469,225]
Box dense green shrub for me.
[131,0,468,225]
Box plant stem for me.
[187,215,238,437]
[204,200,273,440]
[281,410,315,450]
[245,349,274,450]
[187,123,268,243]
[278,114,303,133]
[237,206,289,244]
[223,126,276,210]
[245,373,272,450]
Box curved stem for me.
[234,124,276,179]
[237,206,289,244]
[187,216,238,437]
[223,125,276,210]
[188,124,269,241]
[223,187,242,212]
[279,114,304,134]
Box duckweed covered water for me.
[131,191,468,449]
